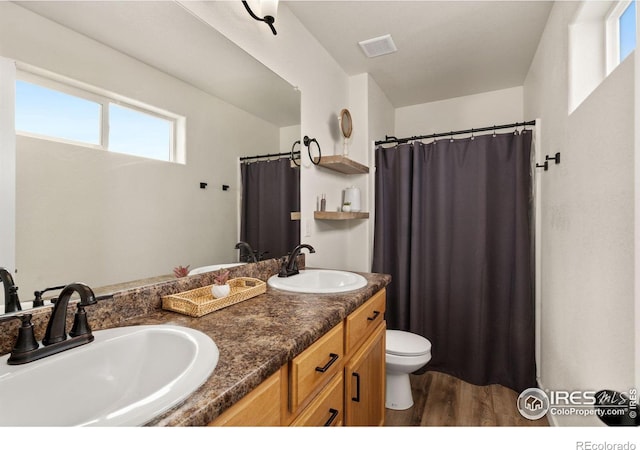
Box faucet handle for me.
[11,314,39,354]
[69,303,94,339]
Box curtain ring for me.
[492,126,497,137]
[433,133,437,145]
[303,135,322,165]
[291,140,301,167]
[449,132,454,143]
[470,128,475,140]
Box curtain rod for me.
[375,120,536,146]
[239,151,300,162]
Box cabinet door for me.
[344,322,386,426]
[209,368,283,426]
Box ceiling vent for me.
[358,34,397,58]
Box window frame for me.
[15,64,185,163]
[606,0,636,75]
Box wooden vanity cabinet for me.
[208,288,386,427]
[344,322,385,426]
[343,287,386,426]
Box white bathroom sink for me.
[188,262,246,275]
[0,301,34,315]
[0,324,219,426]
[267,269,368,293]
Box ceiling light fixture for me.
[242,0,278,35]
[359,34,397,58]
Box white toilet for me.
[385,330,432,410]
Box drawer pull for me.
[367,310,380,321]
[352,372,361,402]
[324,408,339,426]
[315,353,339,373]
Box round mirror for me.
[340,108,353,139]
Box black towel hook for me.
[303,135,322,165]
[546,152,561,165]
[536,161,548,171]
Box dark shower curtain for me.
[240,158,300,261]
[372,131,535,393]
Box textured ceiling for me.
[286,1,553,107]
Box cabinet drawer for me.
[291,372,344,426]
[290,322,344,413]
[345,288,386,354]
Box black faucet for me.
[5,282,97,365]
[235,241,258,263]
[278,244,315,278]
[0,267,21,313]
[33,285,66,307]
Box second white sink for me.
[188,262,246,276]
[267,269,367,293]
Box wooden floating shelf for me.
[314,211,369,220]
[313,155,369,174]
[290,212,301,221]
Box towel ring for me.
[291,140,301,167]
[303,135,322,165]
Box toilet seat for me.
[386,330,431,357]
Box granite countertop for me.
[0,259,390,427]
[127,271,391,426]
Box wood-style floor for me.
[384,371,549,426]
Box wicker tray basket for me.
[162,277,266,317]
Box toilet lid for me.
[386,330,432,356]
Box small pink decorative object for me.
[213,270,230,285]
[211,269,231,298]
[173,265,190,278]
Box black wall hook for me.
[546,152,561,165]
[536,161,548,171]
[303,135,322,165]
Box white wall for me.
[524,1,636,426]
[0,58,16,274]
[0,3,280,296]
[395,86,524,138]
[345,73,395,271]
[179,1,358,271]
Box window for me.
[109,104,173,161]
[16,80,101,146]
[570,1,637,112]
[606,0,637,74]
[15,67,184,163]
[619,1,637,62]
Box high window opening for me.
[606,0,637,74]
[15,67,185,163]
[618,1,637,62]
[570,1,637,113]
